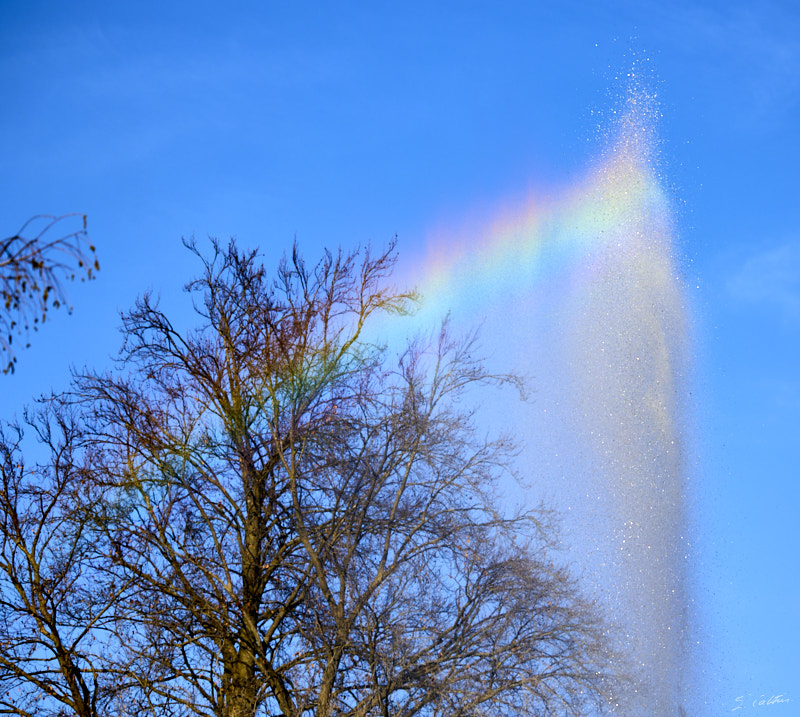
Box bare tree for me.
[1,214,98,374]
[0,404,131,716]
[1,239,619,716]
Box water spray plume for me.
[565,86,690,714]
[403,79,691,714]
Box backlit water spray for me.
[400,81,691,713]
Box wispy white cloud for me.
[642,0,800,127]
[728,240,800,323]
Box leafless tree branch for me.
[1,214,98,374]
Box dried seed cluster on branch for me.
[0,239,619,717]
[1,214,99,374]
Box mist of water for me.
[398,81,692,714]
[563,96,690,713]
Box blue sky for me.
[1,1,798,713]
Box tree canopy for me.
[0,239,618,716]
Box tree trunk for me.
[219,638,258,717]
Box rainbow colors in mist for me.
[407,88,691,714]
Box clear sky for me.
[1,1,798,714]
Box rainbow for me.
[407,100,673,326]
[396,88,691,714]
